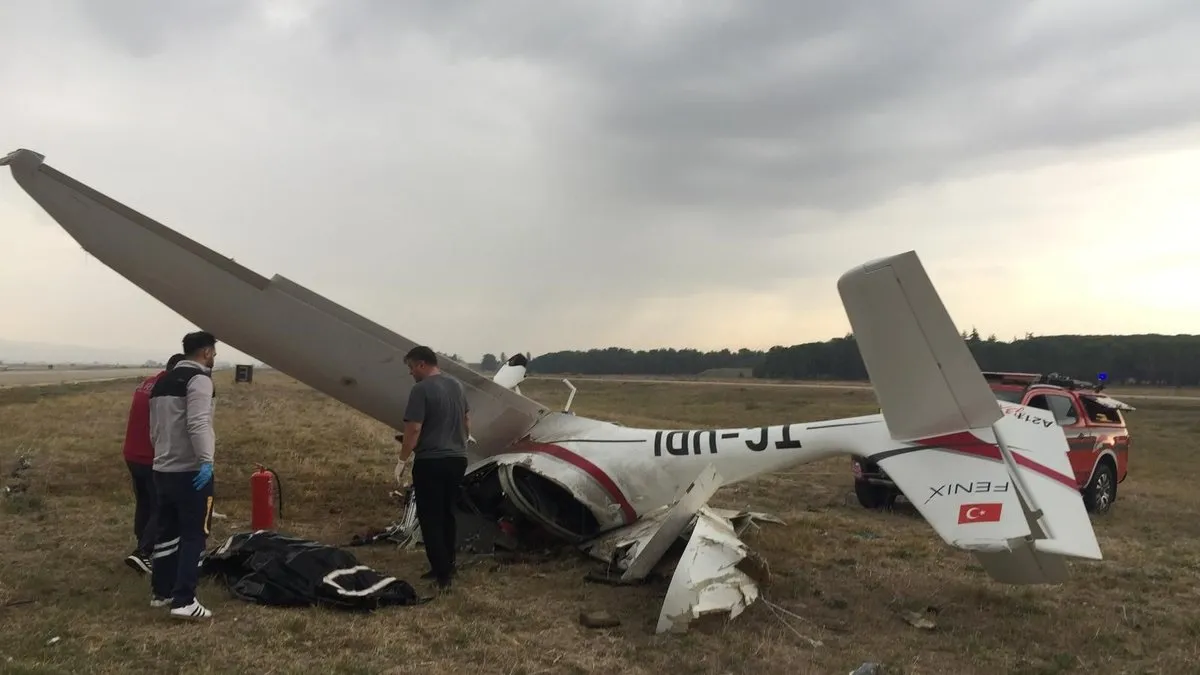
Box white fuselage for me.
[488,410,897,534]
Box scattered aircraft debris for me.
[656,506,764,634]
[3,148,1107,633]
[3,453,32,497]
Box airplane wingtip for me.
[0,148,45,169]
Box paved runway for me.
[0,368,160,388]
[3,369,1193,403]
[528,375,1200,403]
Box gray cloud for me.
[66,0,253,57]
[2,0,1198,360]
[315,0,1200,213]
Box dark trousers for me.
[150,470,215,607]
[126,460,157,556]
[412,456,467,583]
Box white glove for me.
[394,457,411,486]
[468,434,477,446]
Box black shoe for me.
[125,551,151,575]
[420,565,456,580]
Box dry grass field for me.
[2,371,1198,674]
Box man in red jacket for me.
[123,353,185,574]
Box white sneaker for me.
[169,599,212,620]
[150,595,170,608]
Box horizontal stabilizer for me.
[873,431,1033,546]
[879,410,1102,583]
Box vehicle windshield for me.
[992,389,1025,403]
[1079,395,1126,425]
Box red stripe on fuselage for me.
[517,442,638,525]
[916,431,1078,489]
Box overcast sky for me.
[2,0,1198,365]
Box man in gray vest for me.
[395,345,470,591]
[147,330,218,620]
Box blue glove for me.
[193,462,213,490]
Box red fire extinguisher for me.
[250,464,282,531]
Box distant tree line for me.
[474,352,532,371]
[528,347,763,377]
[526,332,1200,386]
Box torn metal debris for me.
[356,462,783,634]
[3,454,32,496]
[656,507,763,634]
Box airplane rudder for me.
[837,251,1000,441]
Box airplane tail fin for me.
[837,251,1102,584]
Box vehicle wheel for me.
[855,480,891,510]
[1083,462,1117,514]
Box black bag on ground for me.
[200,531,425,610]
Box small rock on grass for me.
[579,609,621,629]
[901,608,937,630]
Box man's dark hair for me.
[404,345,438,366]
[166,353,185,369]
[182,331,217,356]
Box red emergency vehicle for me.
[852,371,1134,515]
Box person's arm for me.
[123,388,140,446]
[399,385,425,463]
[463,384,473,445]
[185,375,216,465]
[400,421,422,461]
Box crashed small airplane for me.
[2,149,1104,633]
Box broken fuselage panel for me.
[462,454,609,544]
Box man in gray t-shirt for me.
[396,345,471,590]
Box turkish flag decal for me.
[958,502,1003,524]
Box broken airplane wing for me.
[0,148,547,459]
